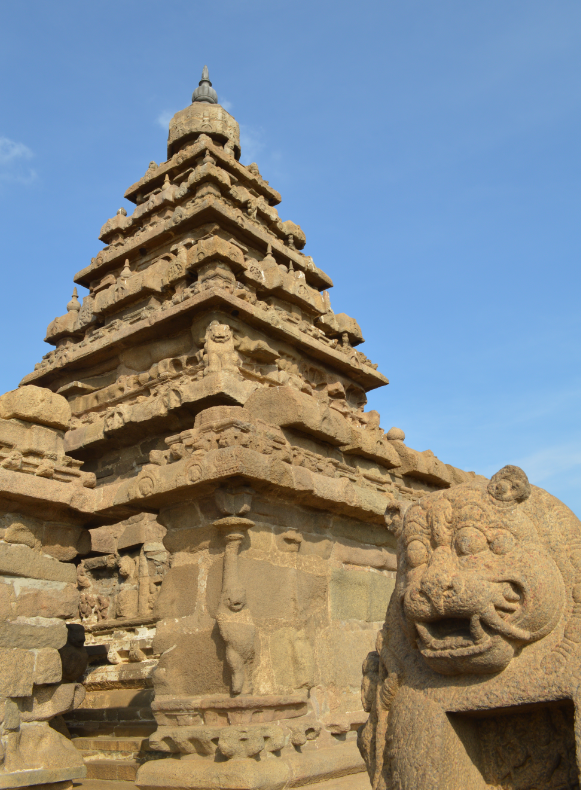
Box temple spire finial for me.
[192,65,218,105]
[66,287,81,313]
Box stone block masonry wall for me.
[0,386,91,789]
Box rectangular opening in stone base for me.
[449,700,579,789]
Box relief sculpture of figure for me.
[359,466,581,790]
[215,519,256,695]
[216,583,256,695]
[203,320,239,375]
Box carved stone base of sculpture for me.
[138,692,364,790]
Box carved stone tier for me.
[141,690,365,790]
[27,289,382,393]
[89,402,478,524]
[137,740,366,790]
[124,137,281,207]
[79,178,323,289]
[151,693,309,727]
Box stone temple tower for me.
[1,68,482,790]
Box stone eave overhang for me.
[124,137,282,207]
[92,444,397,529]
[22,287,388,393]
[0,466,96,523]
[73,196,333,292]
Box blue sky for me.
[0,1,579,515]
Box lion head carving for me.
[359,468,581,790]
[400,466,565,675]
[207,320,233,345]
[203,320,239,375]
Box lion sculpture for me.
[359,466,581,790]
[203,320,239,375]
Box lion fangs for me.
[480,604,530,641]
[416,621,479,650]
[470,615,486,643]
[415,623,435,648]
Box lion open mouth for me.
[415,602,532,660]
[416,615,493,659]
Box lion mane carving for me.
[359,466,581,790]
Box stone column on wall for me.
[137,547,151,617]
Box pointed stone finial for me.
[120,260,131,280]
[67,287,81,313]
[117,207,127,216]
[263,243,275,263]
[192,65,218,105]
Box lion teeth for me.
[415,622,475,650]
[470,615,486,642]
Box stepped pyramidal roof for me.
[23,66,472,498]
[0,68,485,790]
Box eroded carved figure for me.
[216,585,256,695]
[215,514,256,696]
[359,465,581,790]
[203,320,239,375]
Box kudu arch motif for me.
[359,465,581,790]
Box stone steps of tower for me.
[74,778,139,789]
[71,736,157,783]
[72,771,372,790]
[72,736,151,753]
[83,759,140,781]
[70,736,372,788]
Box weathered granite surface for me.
[359,465,581,789]
[0,386,88,789]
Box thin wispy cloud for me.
[0,137,36,185]
[220,97,233,112]
[240,124,265,164]
[156,111,176,130]
[507,442,581,485]
[0,137,32,164]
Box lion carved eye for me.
[490,531,516,555]
[455,526,487,556]
[407,540,429,568]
